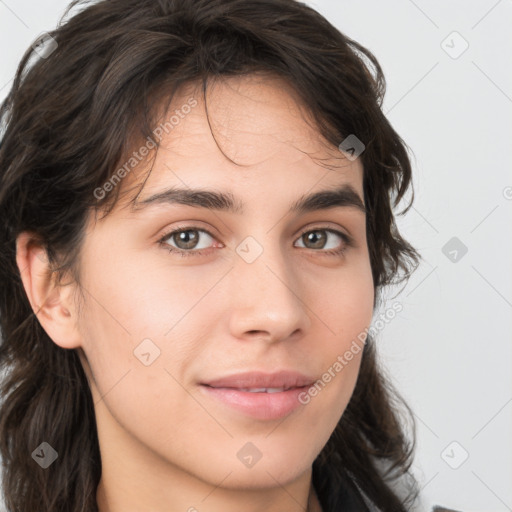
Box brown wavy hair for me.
[0,0,422,511]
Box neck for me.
[307,484,323,512]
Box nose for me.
[227,240,311,344]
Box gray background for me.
[1,1,511,511]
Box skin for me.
[16,73,375,512]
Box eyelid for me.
[157,222,219,242]
[296,223,352,241]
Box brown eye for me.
[301,230,327,249]
[158,227,218,257]
[295,228,349,254]
[172,230,201,250]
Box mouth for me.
[200,370,316,390]
[203,385,300,393]
[199,382,313,421]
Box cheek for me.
[309,259,375,342]
[75,262,206,445]
[299,261,373,415]
[75,254,224,420]
[79,253,213,348]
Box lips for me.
[199,371,317,420]
[200,370,316,390]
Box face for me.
[38,74,374,506]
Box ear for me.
[15,231,82,350]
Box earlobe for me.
[15,231,82,350]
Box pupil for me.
[177,230,198,249]
[306,231,325,249]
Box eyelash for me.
[157,225,354,259]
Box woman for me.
[0,0,453,510]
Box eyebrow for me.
[135,184,366,215]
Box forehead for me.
[114,73,364,213]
